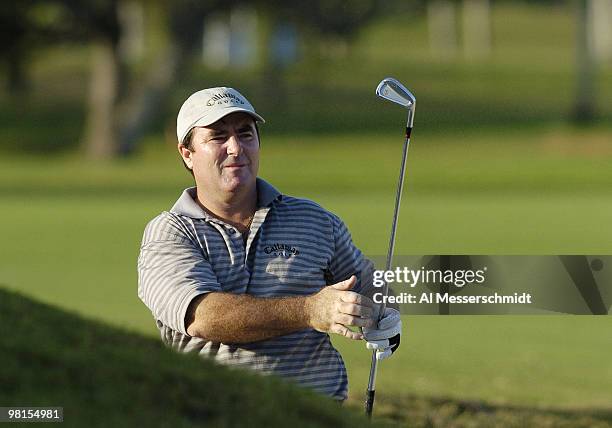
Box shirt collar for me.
[256,177,282,207]
[170,178,282,219]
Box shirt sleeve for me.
[327,213,375,298]
[137,212,222,335]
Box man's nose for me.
[226,134,242,156]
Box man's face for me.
[180,112,259,196]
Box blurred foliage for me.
[0,0,610,155]
[1,4,611,426]
[0,0,399,157]
[261,0,386,38]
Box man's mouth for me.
[224,164,246,169]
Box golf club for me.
[365,77,416,418]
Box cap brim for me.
[181,107,265,141]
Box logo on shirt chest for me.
[263,243,299,258]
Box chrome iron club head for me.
[376,77,416,128]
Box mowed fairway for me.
[1,127,611,416]
[336,316,612,410]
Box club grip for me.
[365,389,375,417]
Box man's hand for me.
[362,308,402,360]
[306,275,376,340]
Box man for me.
[138,87,401,401]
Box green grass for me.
[2,2,612,425]
[335,316,612,426]
[1,127,611,326]
[1,128,611,426]
[336,316,612,410]
[0,288,383,428]
[3,289,611,428]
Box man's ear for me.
[178,144,193,170]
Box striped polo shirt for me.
[138,178,374,400]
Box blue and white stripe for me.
[138,178,373,400]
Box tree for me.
[0,2,31,94]
[572,0,596,123]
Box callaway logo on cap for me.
[176,87,265,143]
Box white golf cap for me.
[176,87,265,143]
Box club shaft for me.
[381,129,411,315]
[366,129,412,418]
[365,350,378,416]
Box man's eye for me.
[210,136,226,142]
[240,132,254,139]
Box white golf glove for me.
[362,308,402,361]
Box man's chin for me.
[221,176,255,193]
